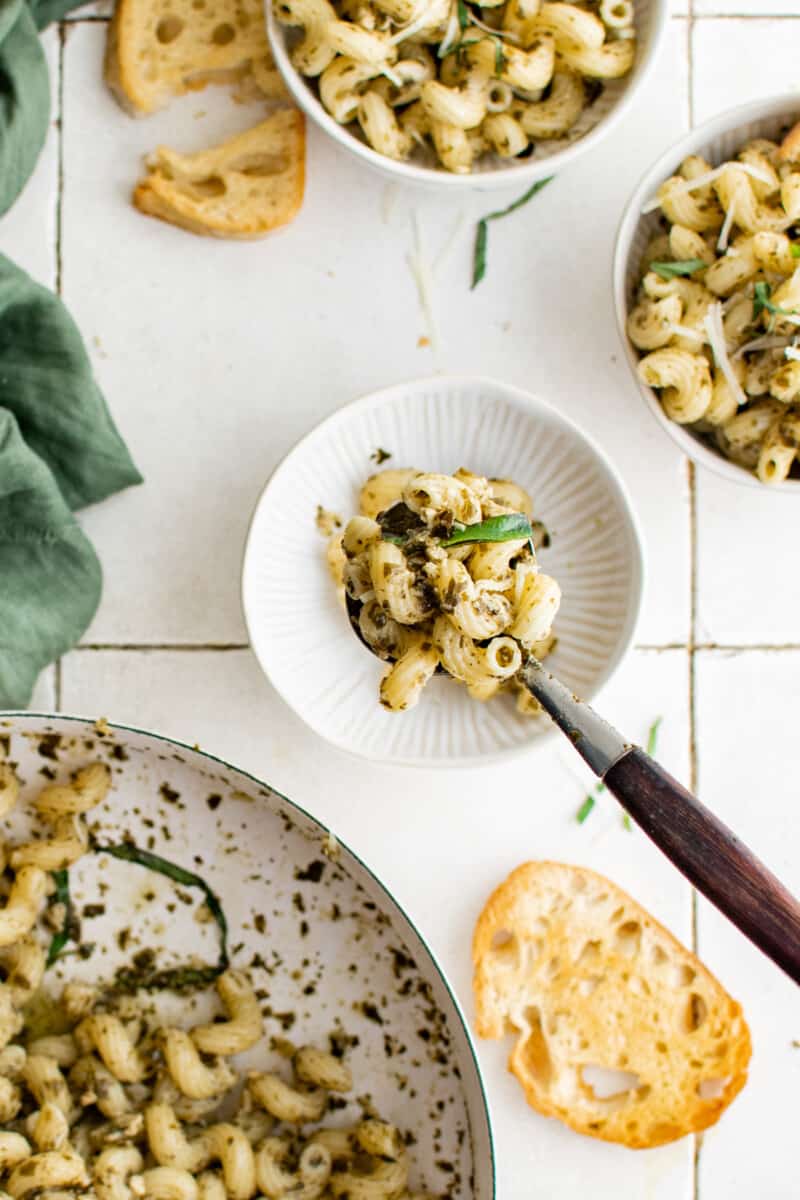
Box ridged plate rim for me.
[241,375,645,767]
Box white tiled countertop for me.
[4,7,800,1198]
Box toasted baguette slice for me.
[473,861,751,1149]
[133,110,305,239]
[105,0,272,114]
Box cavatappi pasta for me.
[629,121,800,484]
[0,761,437,1200]
[274,0,636,174]
[326,466,560,713]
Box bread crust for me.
[473,860,751,1149]
[133,111,306,239]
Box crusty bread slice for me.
[133,110,305,239]
[473,861,751,1149]
[105,0,272,115]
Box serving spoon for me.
[346,590,800,985]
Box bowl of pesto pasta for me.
[242,376,644,765]
[265,0,667,186]
[614,94,800,489]
[0,713,494,1199]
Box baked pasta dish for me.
[0,759,437,1199]
[629,120,800,484]
[324,467,560,712]
[273,0,636,173]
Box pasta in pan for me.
[325,466,560,713]
[274,0,636,173]
[629,121,800,484]
[0,763,438,1200]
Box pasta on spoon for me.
[325,466,561,712]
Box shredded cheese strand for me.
[732,334,792,361]
[704,301,748,408]
[437,3,461,55]
[642,161,776,215]
[716,202,736,253]
[391,8,437,43]
[407,210,439,351]
[467,12,519,40]
[785,346,800,361]
[667,323,705,343]
[381,64,403,86]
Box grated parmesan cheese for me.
[668,323,705,343]
[642,161,776,215]
[407,210,439,351]
[704,301,748,408]
[732,334,792,361]
[716,203,736,253]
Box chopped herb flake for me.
[649,258,707,281]
[471,176,554,289]
[576,795,595,824]
[647,716,663,757]
[753,281,797,323]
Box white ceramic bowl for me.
[266,0,668,190]
[614,93,800,491]
[0,712,495,1199]
[242,376,644,766]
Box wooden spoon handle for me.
[605,747,800,984]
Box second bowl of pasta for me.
[242,376,644,765]
[265,0,667,186]
[614,94,800,489]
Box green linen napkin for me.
[0,257,143,707]
[0,408,102,707]
[0,0,143,708]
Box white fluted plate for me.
[242,377,644,766]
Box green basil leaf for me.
[472,219,489,288]
[576,795,595,823]
[792,243,800,259]
[753,280,796,322]
[494,36,505,76]
[649,258,707,281]
[471,176,554,290]
[646,715,662,756]
[441,512,533,546]
[457,0,469,30]
[93,842,229,987]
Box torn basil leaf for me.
[649,258,706,281]
[441,512,533,546]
